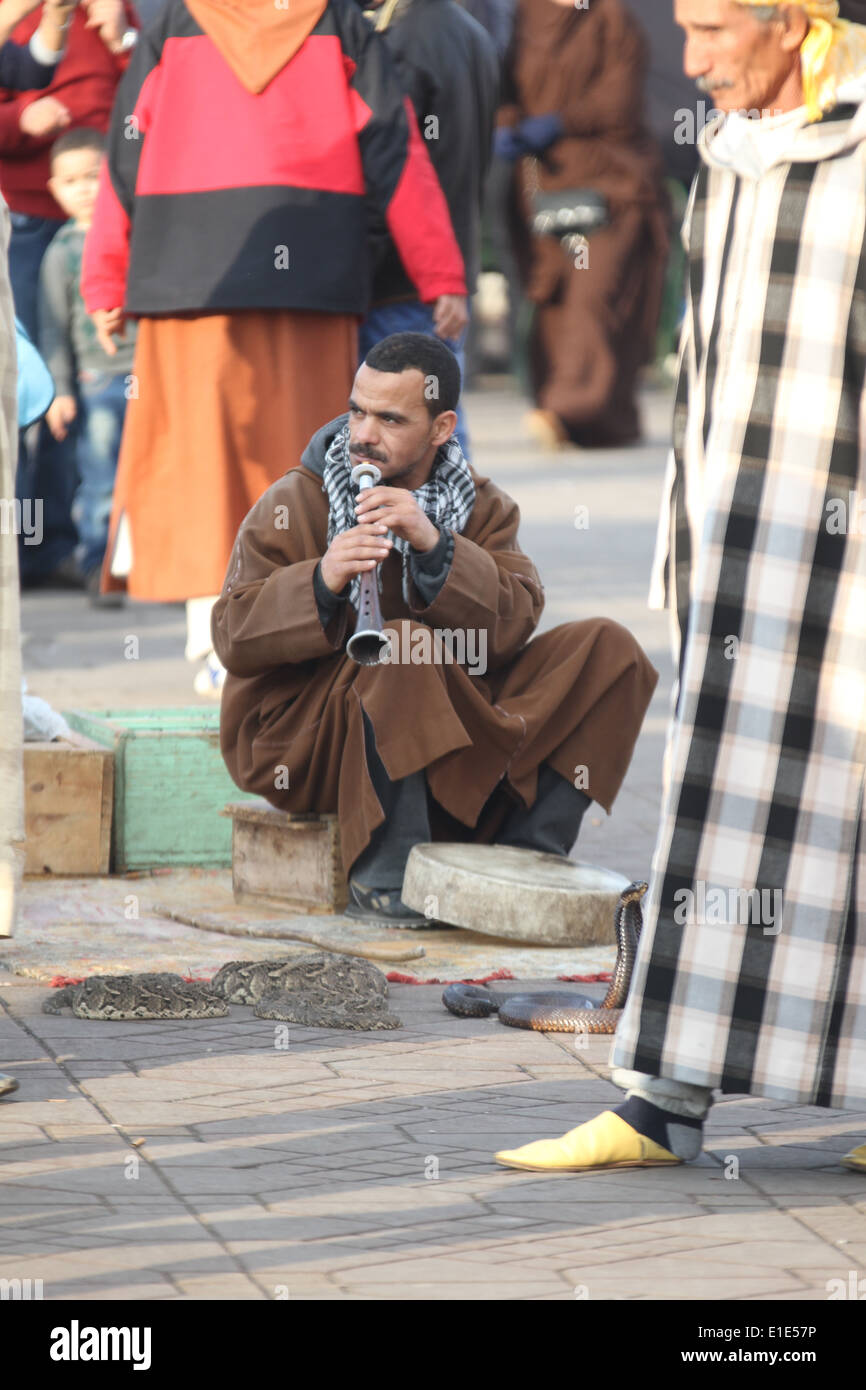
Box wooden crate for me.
[223,800,348,914]
[23,733,114,876]
[62,708,257,872]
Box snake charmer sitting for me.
[212,333,658,926]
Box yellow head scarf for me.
[738,1,866,120]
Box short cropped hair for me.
[50,127,106,167]
[740,4,783,21]
[363,332,461,418]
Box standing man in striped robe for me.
[497,0,866,1175]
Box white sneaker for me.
[193,651,226,699]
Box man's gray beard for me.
[695,77,736,94]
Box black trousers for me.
[352,711,592,889]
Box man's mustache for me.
[350,447,389,463]
[696,75,736,94]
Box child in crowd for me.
[37,126,136,605]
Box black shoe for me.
[0,1073,19,1099]
[85,565,124,608]
[20,554,85,591]
[344,881,432,928]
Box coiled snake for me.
[42,954,400,1029]
[442,880,647,1033]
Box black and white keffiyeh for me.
[321,421,475,607]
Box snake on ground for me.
[441,880,648,1033]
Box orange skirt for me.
[103,310,357,600]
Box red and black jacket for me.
[82,0,466,317]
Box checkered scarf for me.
[321,421,475,608]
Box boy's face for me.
[48,148,102,227]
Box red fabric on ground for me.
[385,968,515,986]
[557,972,612,982]
[385,969,614,985]
[49,973,210,986]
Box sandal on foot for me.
[344,882,432,927]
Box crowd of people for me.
[3,0,675,695]
[5,0,139,595]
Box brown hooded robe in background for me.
[503,0,669,445]
[213,452,658,875]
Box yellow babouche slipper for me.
[495,1110,682,1173]
[841,1144,866,1172]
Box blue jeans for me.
[10,213,78,578]
[71,370,128,574]
[8,211,63,340]
[358,301,470,458]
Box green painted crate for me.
[62,708,258,871]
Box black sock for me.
[614,1096,704,1160]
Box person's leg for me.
[185,595,226,697]
[495,763,592,857]
[185,596,219,662]
[495,1072,713,1172]
[609,1068,712,1161]
[484,154,523,375]
[7,213,61,340]
[445,326,469,459]
[17,422,80,582]
[531,207,659,448]
[358,304,400,363]
[73,371,128,582]
[10,215,79,582]
[345,709,431,923]
[351,712,431,889]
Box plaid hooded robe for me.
[611,95,866,1109]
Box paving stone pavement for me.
[2,970,865,1301]
[6,384,865,1303]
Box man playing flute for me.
[213,333,658,926]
